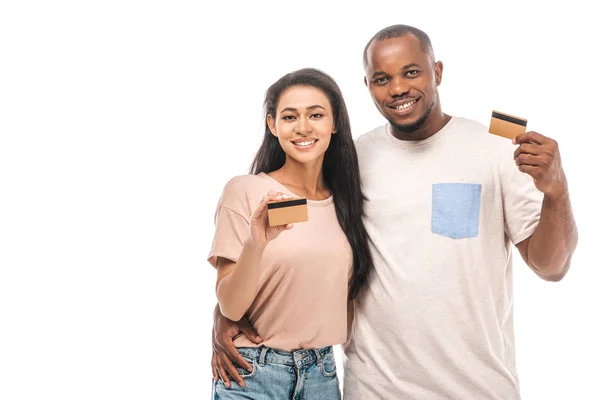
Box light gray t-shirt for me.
[343,117,543,400]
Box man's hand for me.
[513,130,577,281]
[211,304,262,388]
[513,131,567,200]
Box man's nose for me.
[389,76,409,97]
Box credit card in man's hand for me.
[489,110,527,140]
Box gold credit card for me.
[267,198,308,226]
[489,110,527,140]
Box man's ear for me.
[434,61,444,86]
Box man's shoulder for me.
[453,116,516,154]
[452,116,489,137]
[354,124,388,149]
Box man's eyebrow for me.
[402,63,422,70]
[370,71,387,78]
[370,63,423,79]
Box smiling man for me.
[211,24,578,400]
[363,27,444,138]
[341,24,578,399]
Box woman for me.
[208,68,372,399]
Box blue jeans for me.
[212,346,341,399]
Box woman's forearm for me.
[216,239,267,321]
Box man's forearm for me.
[527,190,578,281]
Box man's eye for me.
[406,70,420,77]
[374,77,389,85]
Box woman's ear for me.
[267,114,277,137]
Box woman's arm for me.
[215,192,292,321]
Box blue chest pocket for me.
[431,183,481,239]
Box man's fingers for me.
[518,164,542,179]
[222,339,253,371]
[211,353,219,382]
[513,131,545,145]
[220,353,246,388]
[215,356,231,388]
[238,321,263,345]
[229,351,253,373]
[514,143,540,159]
[515,153,539,167]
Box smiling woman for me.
[206,68,373,399]
[266,86,335,166]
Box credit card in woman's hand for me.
[267,198,308,226]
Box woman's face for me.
[267,85,335,167]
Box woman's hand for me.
[249,191,295,245]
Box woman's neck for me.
[268,159,330,200]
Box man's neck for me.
[390,112,452,141]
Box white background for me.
[1,1,598,399]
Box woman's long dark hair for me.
[250,68,373,300]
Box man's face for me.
[364,35,443,136]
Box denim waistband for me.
[237,346,333,369]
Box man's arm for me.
[513,131,578,281]
[211,304,263,388]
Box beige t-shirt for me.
[343,117,543,400]
[208,172,353,351]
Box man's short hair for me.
[363,24,435,68]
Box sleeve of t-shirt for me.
[501,150,544,245]
[207,178,251,268]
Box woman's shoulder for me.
[222,174,261,191]
[217,173,273,211]
[222,173,278,193]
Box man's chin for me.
[385,95,436,135]
[389,118,424,134]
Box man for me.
[211,24,578,399]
